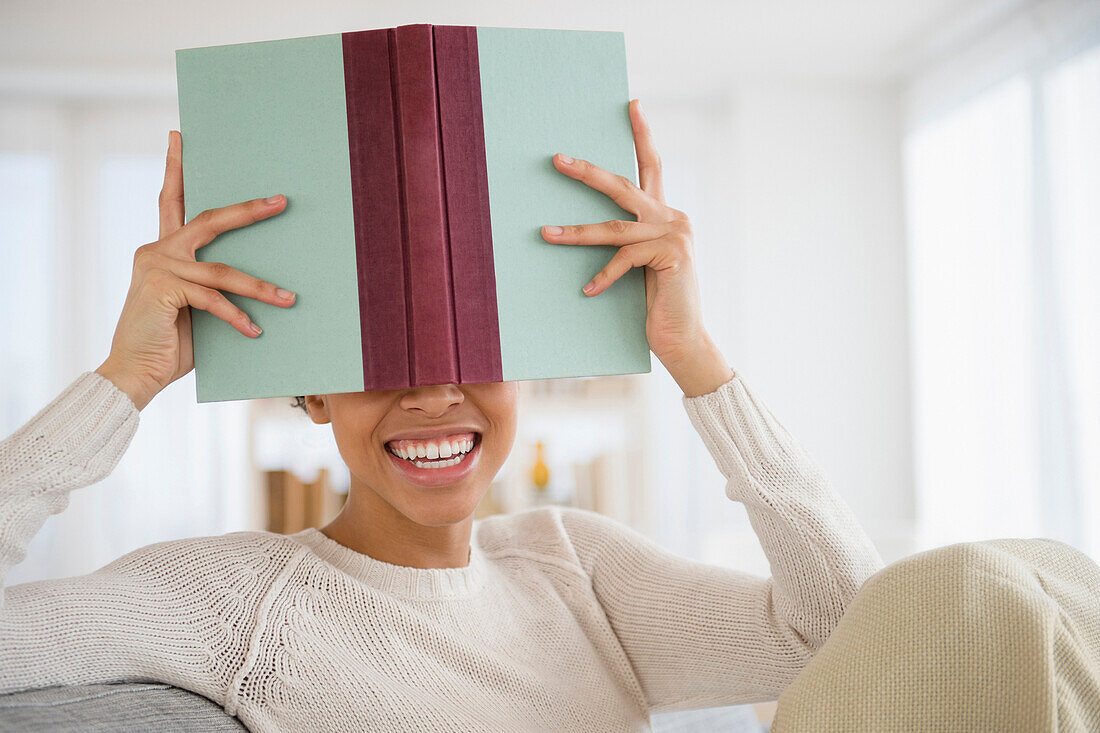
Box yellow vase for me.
[532,442,550,494]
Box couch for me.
[0,680,766,731]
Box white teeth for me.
[387,435,479,464]
[410,453,466,469]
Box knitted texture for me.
[0,370,883,732]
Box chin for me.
[399,489,485,527]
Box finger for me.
[148,268,263,338]
[142,252,296,308]
[582,233,684,297]
[176,195,287,254]
[159,131,185,239]
[582,241,658,297]
[629,99,665,204]
[552,153,661,219]
[542,219,672,246]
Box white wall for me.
[0,5,923,577]
[643,84,914,572]
[0,84,915,585]
[728,84,914,566]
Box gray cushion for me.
[0,682,246,732]
[0,682,765,732]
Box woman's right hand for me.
[94,130,296,411]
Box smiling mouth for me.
[385,433,482,469]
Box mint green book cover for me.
[176,24,651,403]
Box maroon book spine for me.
[342,29,410,390]
[433,25,503,384]
[342,24,501,390]
[391,24,459,387]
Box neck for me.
[319,477,475,570]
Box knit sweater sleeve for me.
[559,371,884,713]
[0,371,226,699]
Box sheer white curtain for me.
[903,77,1041,548]
[0,150,56,438]
[0,99,253,584]
[1046,44,1100,558]
[903,17,1100,558]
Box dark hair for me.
[291,396,308,414]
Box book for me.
[176,24,651,403]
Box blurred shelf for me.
[479,373,654,535]
[245,373,656,538]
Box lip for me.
[383,426,484,444]
[384,434,482,488]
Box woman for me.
[0,99,884,731]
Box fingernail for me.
[637,100,647,122]
[558,154,574,165]
[582,281,596,295]
[545,225,563,235]
[264,195,284,205]
[276,288,295,301]
[249,322,262,336]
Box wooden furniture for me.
[264,468,347,534]
[250,372,653,536]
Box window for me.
[1,103,253,584]
[1046,44,1100,557]
[0,152,56,435]
[903,77,1040,548]
[904,41,1100,558]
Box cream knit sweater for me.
[0,370,883,732]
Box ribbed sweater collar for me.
[290,527,487,600]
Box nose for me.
[398,383,465,418]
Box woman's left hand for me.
[541,99,734,396]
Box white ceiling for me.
[0,0,1030,99]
